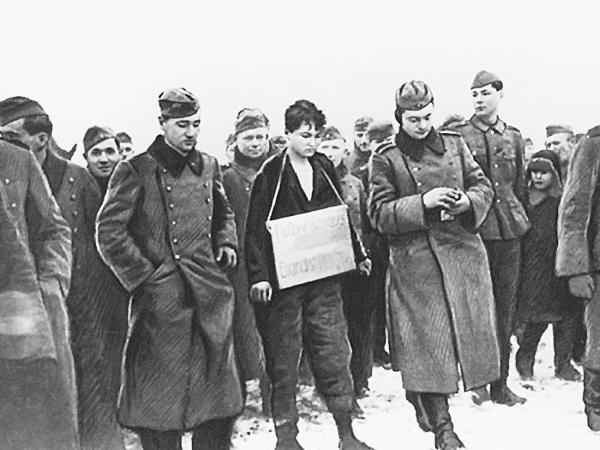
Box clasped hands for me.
[422,187,471,215]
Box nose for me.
[99,152,109,162]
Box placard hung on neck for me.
[266,204,357,289]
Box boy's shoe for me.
[555,364,582,382]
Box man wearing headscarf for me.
[448,71,530,406]
[96,88,242,450]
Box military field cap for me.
[0,96,47,126]
[116,131,132,144]
[366,120,394,142]
[234,108,270,136]
[471,70,502,89]
[395,81,434,111]
[320,126,345,142]
[158,87,200,119]
[546,124,574,137]
[354,116,374,132]
[83,126,118,154]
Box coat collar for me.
[147,135,204,177]
[41,148,68,196]
[469,115,507,135]
[396,129,445,162]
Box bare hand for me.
[250,281,273,303]
[358,258,372,277]
[446,190,471,216]
[569,274,595,300]
[422,188,459,210]
[216,246,237,269]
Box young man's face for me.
[318,138,347,168]
[159,110,201,153]
[286,122,319,159]
[354,129,370,154]
[86,138,122,179]
[120,142,134,159]
[471,84,503,120]
[401,103,434,140]
[0,118,46,154]
[236,126,269,159]
[530,170,553,191]
[545,132,575,162]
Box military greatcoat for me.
[368,130,501,393]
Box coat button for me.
[206,198,211,203]
[207,232,211,238]
[412,167,419,172]
[495,182,499,186]
[4,178,9,184]
[10,202,16,208]
[496,199,501,203]
[72,210,78,217]
[416,182,422,187]
[494,164,499,168]
[70,194,76,201]
[162,169,167,174]
[166,186,172,192]
[203,182,209,188]
[173,237,178,244]
[245,186,250,192]
[68,177,75,184]
[174,254,181,261]
[172,220,177,226]
[169,203,174,209]
[73,227,79,233]
[207,215,211,221]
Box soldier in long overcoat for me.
[222,109,268,384]
[96,88,242,450]
[369,81,500,450]
[0,138,79,449]
[0,97,130,449]
[556,125,600,432]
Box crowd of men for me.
[0,69,598,450]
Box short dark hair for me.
[490,80,504,91]
[116,132,132,144]
[284,99,326,133]
[22,114,53,137]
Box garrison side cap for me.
[471,70,501,89]
[0,96,47,126]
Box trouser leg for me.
[485,239,521,385]
[255,286,304,426]
[515,322,547,377]
[371,239,389,362]
[191,417,235,450]
[405,391,433,432]
[302,279,354,415]
[136,428,181,450]
[573,305,587,363]
[554,318,576,370]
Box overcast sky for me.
[1,0,598,163]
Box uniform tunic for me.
[369,130,500,393]
[43,150,129,450]
[97,136,242,431]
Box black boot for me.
[274,421,304,450]
[333,412,374,450]
[584,368,600,432]
[490,381,526,406]
[553,319,581,381]
[515,322,546,380]
[405,391,433,432]
[421,393,464,450]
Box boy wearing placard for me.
[246,100,372,450]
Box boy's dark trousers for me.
[370,235,389,362]
[253,278,354,425]
[342,272,376,393]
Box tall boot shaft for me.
[421,393,464,450]
[553,319,575,369]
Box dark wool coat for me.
[222,154,264,381]
[449,116,530,240]
[556,126,600,369]
[0,141,79,449]
[517,197,572,323]
[96,136,242,431]
[368,130,501,393]
[43,150,129,450]
[246,151,367,289]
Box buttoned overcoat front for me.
[96,137,242,430]
[368,130,501,393]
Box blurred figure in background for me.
[269,134,287,156]
[545,124,576,179]
[116,131,134,160]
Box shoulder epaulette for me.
[506,124,521,134]
[375,141,396,155]
[587,125,600,138]
[439,129,461,136]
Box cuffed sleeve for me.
[210,158,238,251]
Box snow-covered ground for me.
[229,329,600,450]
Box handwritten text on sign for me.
[266,205,356,289]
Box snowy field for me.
[228,329,599,450]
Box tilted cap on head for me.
[395,81,434,111]
[158,87,200,119]
[366,120,395,142]
[471,70,502,89]
[320,126,345,142]
[83,126,118,153]
[116,131,132,144]
[0,96,47,126]
[234,108,270,136]
[354,116,374,132]
[545,124,574,137]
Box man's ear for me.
[158,115,165,127]
[37,132,49,147]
